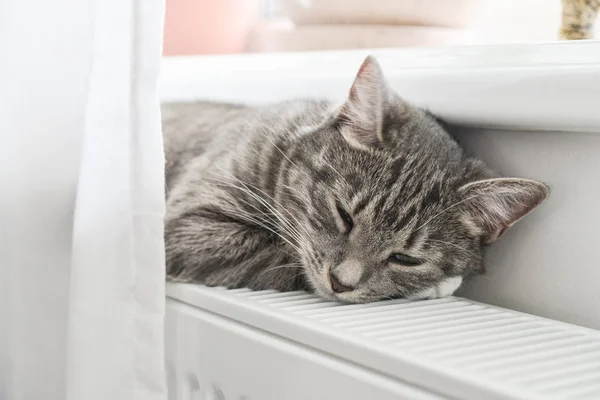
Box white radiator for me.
[166,285,600,400]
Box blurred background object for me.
[248,0,479,51]
[163,0,260,55]
[559,0,599,40]
[280,0,481,27]
[247,24,474,52]
[163,0,600,55]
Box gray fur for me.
[163,56,548,303]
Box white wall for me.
[454,127,600,330]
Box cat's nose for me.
[330,271,355,293]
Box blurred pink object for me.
[281,0,482,29]
[163,0,259,55]
[248,23,473,52]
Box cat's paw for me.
[406,276,463,300]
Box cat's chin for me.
[312,284,375,304]
[304,269,463,303]
[329,292,372,304]
[310,280,338,301]
[304,273,359,302]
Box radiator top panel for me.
[167,284,600,400]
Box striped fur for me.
[163,57,548,303]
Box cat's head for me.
[281,56,548,302]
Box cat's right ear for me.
[458,178,549,244]
[336,56,391,149]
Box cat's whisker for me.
[280,271,307,289]
[232,160,308,204]
[212,197,304,253]
[231,163,312,232]
[220,169,312,237]
[206,171,310,240]
[281,185,308,202]
[221,207,303,254]
[222,188,305,247]
[277,248,301,262]
[209,185,290,244]
[260,263,304,278]
[205,174,293,228]
[213,181,283,230]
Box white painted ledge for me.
[159,41,600,133]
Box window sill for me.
[160,41,600,133]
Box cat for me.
[162,56,548,303]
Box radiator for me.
[166,285,600,400]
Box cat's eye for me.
[388,253,423,267]
[336,204,354,232]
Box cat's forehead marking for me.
[350,190,372,212]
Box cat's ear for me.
[337,55,391,148]
[458,178,549,244]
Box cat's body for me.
[163,100,329,292]
[163,57,548,303]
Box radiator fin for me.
[169,285,600,400]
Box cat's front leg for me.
[164,206,302,291]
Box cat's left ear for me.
[337,55,393,148]
[458,178,549,244]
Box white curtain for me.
[0,0,167,399]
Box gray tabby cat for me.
[163,56,548,303]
